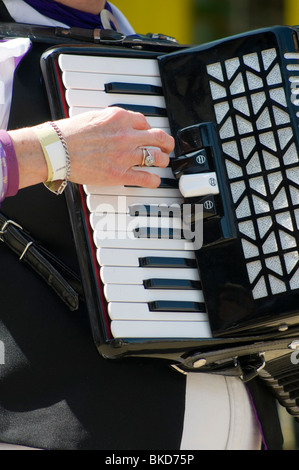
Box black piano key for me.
[134,227,183,239]
[110,103,167,117]
[125,178,178,189]
[139,256,197,268]
[143,278,201,290]
[149,300,205,312]
[105,82,163,96]
[129,204,181,217]
[159,178,178,188]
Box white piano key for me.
[86,195,184,213]
[100,266,200,285]
[110,320,212,339]
[145,117,170,130]
[62,71,163,91]
[97,248,196,267]
[68,107,170,129]
[108,302,207,321]
[91,213,184,233]
[66,89,166,109]
[84,183,180,198]
[104,284,204,303]
[132,166,176,178]
[84,166,177,196]
[68,106,96,116]
[94,232,194,251]
[59,54,160,77]
[179,172,220,198]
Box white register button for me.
[179,172,220,198]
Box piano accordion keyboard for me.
[58,52,212,340]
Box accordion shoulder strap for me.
[0,211,84,311]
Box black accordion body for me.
[40,25,299,416]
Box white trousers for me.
[181,373,262,450]
[0,374,261,450]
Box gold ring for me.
[141,148,147,167]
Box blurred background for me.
[112,0,299,45]
[111,0,299,450]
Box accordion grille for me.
[207,47,299,300]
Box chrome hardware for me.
[0,219,23,242]
[19,241,34,261]
[289,340,299,350]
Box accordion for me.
[40,25,299,414]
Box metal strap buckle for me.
[0,219,34,260]
[0,219,23,242]
[19,241,34,261]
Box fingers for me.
[138,127,174,155]
[125,147,170,189]
[129,110,151,131]
[137,146,170,169]
[113,108,174,155]
[124,167,162,189]
[114,110,174,187]
[113,109,174,173]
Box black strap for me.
[0,211,84,311]
[246,378,284,450]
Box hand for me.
[9,107,174,190]
[59,107,173,188]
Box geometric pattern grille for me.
[207,48,299,299]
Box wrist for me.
[8,127,48,189]
[0,130,19,202]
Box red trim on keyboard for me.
[79,184,112,339]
